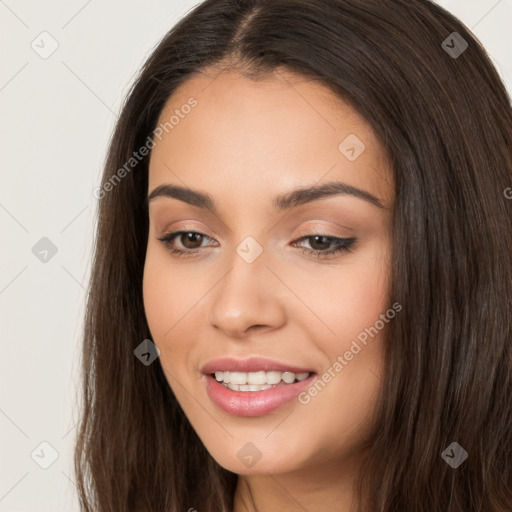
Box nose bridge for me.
[208,236,286,336]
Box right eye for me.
[157,231,218,257]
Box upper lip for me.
[201,357,315,374]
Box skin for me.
[143,66,395,511]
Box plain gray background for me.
[1,1,511,510]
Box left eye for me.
[291,235,356,258]
[157,231,356,258]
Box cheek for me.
[289,248,390,438]
[142,249,193,379]
[142,256,192,399]
[339,242,390,332]
[142,257,172,340]
[142,246,201,340]
[289,245,391,346]
[333,265,389,338]
[142,247,213,389]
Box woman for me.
[75,0,512,510]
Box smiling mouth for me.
[210,370,313,392]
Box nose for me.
[208,251,287,339]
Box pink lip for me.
[203,374,316,417]
[200,356,314,374]
[200,357,316,417]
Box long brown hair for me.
[74,0,512,510]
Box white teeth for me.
[247,371,267,385]
[282,371,295,384]
[229,372,247,385]
[240,384,260,391]
[266,371,282,384]
[223,382,273,392]
[212,370,311,390]
[215,370,232,383]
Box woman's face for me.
[143,67,394,477]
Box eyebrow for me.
[147,181,386,211]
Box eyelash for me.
[156,231,356,259]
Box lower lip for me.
[203,373,317,417]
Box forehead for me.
[148,68,393,207]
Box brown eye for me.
[179,232,204,249]
[291,234,356,259]
[307,235,332,251]
[157,230,217,256]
